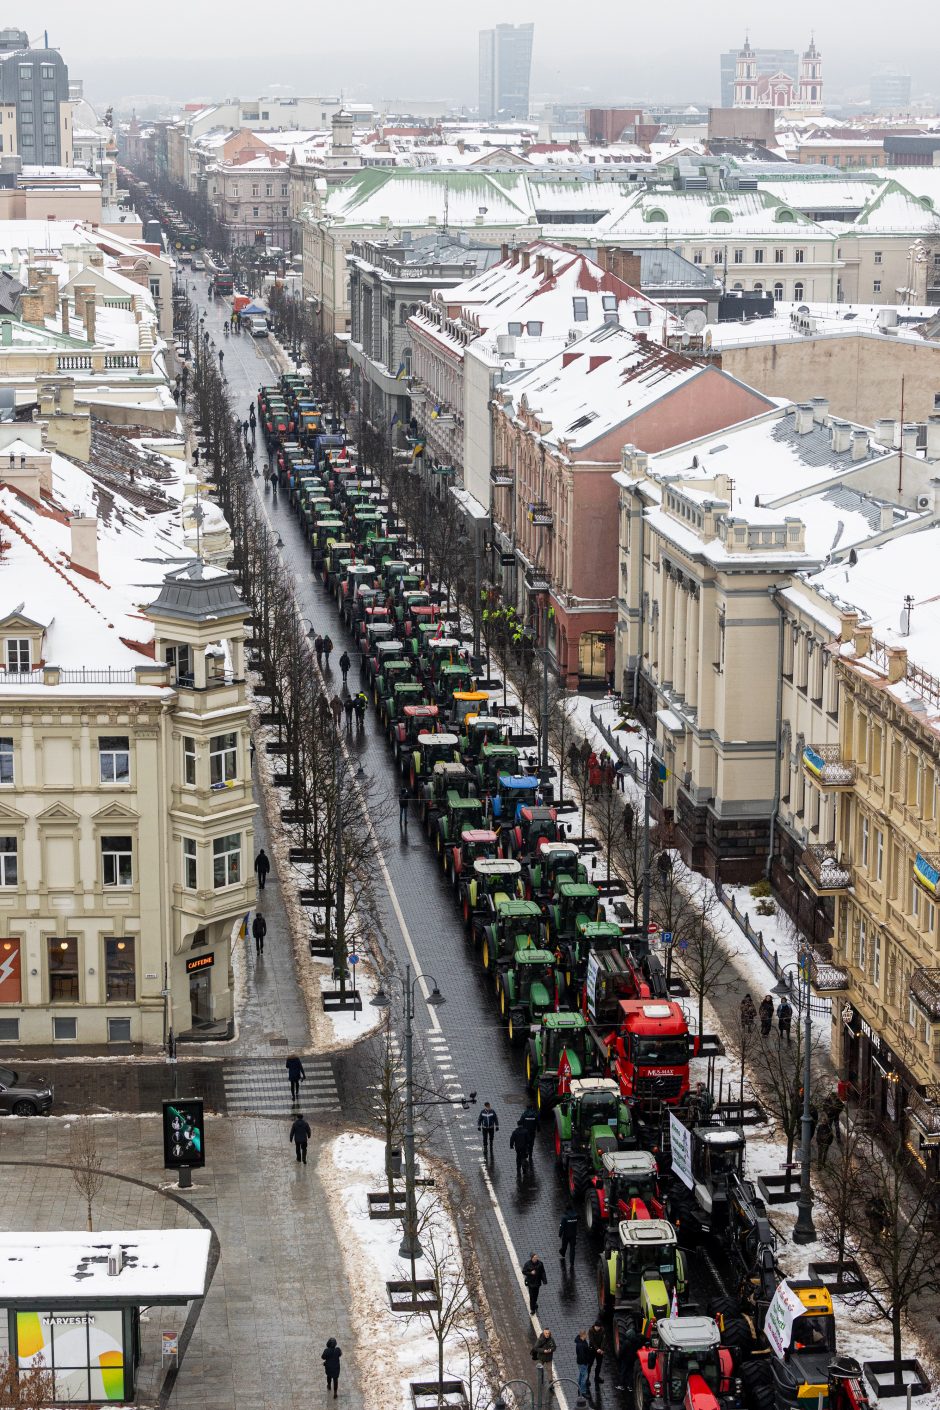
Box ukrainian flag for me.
[395,362,407,380]
[430,404,441,419]
[412,442,425,460]
[239,911,250,939]
[390,412,399,427]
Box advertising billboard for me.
[16,1308,125,1402]
[162,1099,206,1170]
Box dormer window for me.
[5,639,30,673]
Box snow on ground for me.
[318,962,384,1044]
[320,1132,493,1410]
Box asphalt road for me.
[189,269,628,1405]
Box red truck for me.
[604,999,692,1107]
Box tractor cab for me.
[635,1317,733,1410]
[547,882,602,968]
[498,948,562,1042]
[525,1011,608,1111]
[764,1280,837,1410]
[524,841,584,899]
[463,715,507,761]
[492,773,540,823]
[408,732,460,790]
[323,540,355,586]
[340,562,376,604]
[602,1219,687,1337]
[379,559,411,592]
[503,804,561,860]
[388,690,434,742]
[439,799,487,870]
[554,1076,635,1195]
[422,636,462,678]
[586,1149,664,1241]
[459,857,523,930]
[435,660,473,704]
[405,604,442,639]
[350,583,379,625]
[449,689,489,731]
[476,742,520,795]
[314,521,344,566]
[480,898,545,975]
[376,659,415,713]
[359,605,391,648]
[423,762,475,833]
[371,639,406,687]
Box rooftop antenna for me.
[900,593,914,635]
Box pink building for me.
[492,326,773,684]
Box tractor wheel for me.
[524,1049,535,1087]
[584,1188,602,1238]
[633,1366,652,1410]
[568,1158,590,1200]
[596,1257,614,1315]
[613,1314,636,1361]
[719,1315,754,1365]
[481,936,490,971]
[498,985,507,1019]
[508,1011,524,1046]
[740,1359,775,1410]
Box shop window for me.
[99,735,129,783]
[52,1015,77,1041]
[183,837,197,890]
[105,937,135,1002]
[48,937,78,1001]
[101,835,133,888]
[213,832,241,888]
[209,732,237,786]
[0,837,17,886]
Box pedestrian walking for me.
[777,997,793,1044]
[815,1114,833,1168]
[740,993,756,1033]
[289,1112,311,1164]
[323,634,334,667]
[399,785,410,830]
[531,1327,555,1366]
[339,650,351,686]
[522,1254,547,1314]
[270,470,278,498]
[575,1331,592,1396]
[193,446,200,468]
[614,758,627,792]
[252,911,266,955]
[558,1202,578,1261]
[285,1054,306,1101]
[823,1089,844,1144]
[758,993,774,1037]
[478,1101,499,1159]
[330,695,343,731]
[520,1102,539,1141]
[808,1101,819,1140]
[622,801,634,838]
[343,695,354,731]
[314,634,324,668]
[509,1119,532,1178]
[254,847,271,891]
[588,1317,607,1387]
[321,1338,341,1399]
[218,348,224,369]
[355,692,367,728]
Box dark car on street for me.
[0,1067,53,1115]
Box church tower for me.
[799,37,823,109]
[734,36,757,107]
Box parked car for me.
[0,1067,53,1115]
[192,258,206,271]
[248,315,269,338]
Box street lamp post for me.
[774,951,816,1243]
[372,965,446,1261]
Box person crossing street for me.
[285,1054,306,1102]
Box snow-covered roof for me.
[0,1229,211,1302]
[849,178,940,234]
[707,300,940,350]
[599,186,832,239]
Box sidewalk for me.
[0,1111,361,1410]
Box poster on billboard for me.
[669,1112,694,1189]
[162,1099,206,1170]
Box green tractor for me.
[524,1011,609,1112]
[462,715,507,761]
[497,948,563,1044]
[435,792,485,862]
[371,639,406,702]
[376,659,416,723]
[479,898,544,976]
[598,1218,688,1344]
[552,1076,635,1197]
[546,880,602,977]
[446,825,498,892]
[434,660,474,706]
[421,761,476,839]
[475,741,520,797]
[458,857,523,932]
[524,841,586,901]
[406,731,460,789]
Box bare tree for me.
[405,1198,477,1410]
[814,1109,867,1284]
[547,686,578,803]
[0,1352,55,1407]
[659,872,727,1034]
[753,1006,818,1176]
[70,1116,105,1232]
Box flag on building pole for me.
[395,362,407,380]
[411,442,425,461]
[239,911,250,939]
[390,411,399,427]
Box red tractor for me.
[634,1317,737,1410]
[584,1149,665,1244]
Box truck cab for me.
[606,1000,692,1108]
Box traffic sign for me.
[678,938,688,952]
[348,953,359,965]
[662,931,673,945]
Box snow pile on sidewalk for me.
[318,963,384,1044]
[320,1132,493,1410]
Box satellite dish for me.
[685,309,708,335]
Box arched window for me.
[775,208,796,223]
[754,282,763,292]
[793,281,804,301]
[646,208,668,223]
[732,282,743,291]
[773,282,784,300]
[710,208,732,224]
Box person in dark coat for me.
[478,1101,499,1158]
[522,1253,547,1313]
[575,1330,592,1396]
[343,695,354,731]
[289,1113,311,1164]
[323,634,334,666]
[321,1338,341,1398]
[285,1054,306,1102]
[777,998,793,1043]
[740,994,756,1033]
[339,650,351,686]
[254,848,270,891]
[531,1328,555,1365]
[558,1203,578,1261]
[399,786,410,830]
[823,1089,845,1144]
[314,634,324,668]
[252,912,266,955]
[815,1114,833,1168]
[509,1119,532,1178]
[758,994,774,1037]
[588,1317,607,1387]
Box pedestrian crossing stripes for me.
[223,1058,340,1116]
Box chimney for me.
[853,624,872,657]
[60,295,69,334]
[38,271,57,317]
[875,417,896,447]
[19,291,45,325]
[886,646,907,684]
[84,291,96,345]
[509,247,519,265]
[500,242,509,262]
[829,419,852,453]
[927,415,940,463]
[536,254,545,276]
[879,502,894,532]
[69,515,99,579]
[520,250,531,271]
[811,396,829,426]
[794,403,815,435]
[901,422,919,457]
[839,611,859,643]
[851,429,869,461]
[545,257,554,280]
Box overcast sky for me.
[31,0,931,108]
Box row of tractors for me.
[258,376,872,1410]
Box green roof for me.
[543,1011,587,1028]
[497,899,542,918]
[558,881,600,898]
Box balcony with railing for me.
[808,951,850,993]
[526,501,554,528]
[490,465,514,487]
[800,843,852,896]
[910,968,940,1022]
[802,743,857,789]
